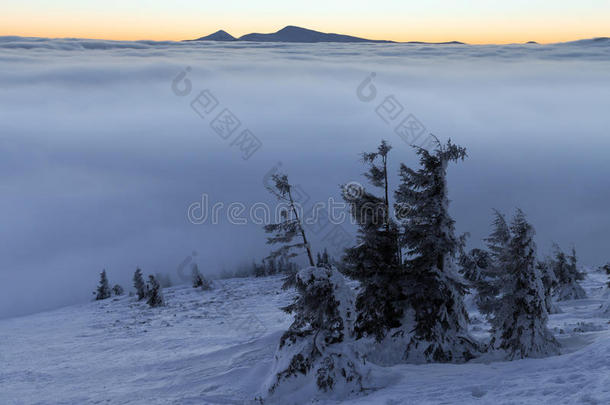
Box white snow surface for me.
[1,272,609,405]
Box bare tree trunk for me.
[288,188,315,267]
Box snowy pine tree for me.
[146,275,164,307]
[605,263,610,288]
[264,266,368,398]
[112,284,124,296]
[394,138,477,362]
[94,270,111,300]
[316,248,332,269]
[191,263,211,290]
[342,140,403,341]
[551,244,586,301]
[263,172,315,283]
[489,210,559,359]
[467,210,511,319]
[133,268,147,300]
[538,259,562,314]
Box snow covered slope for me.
[1,272,608,404]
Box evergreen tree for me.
[316,248,332,269]
[490,210,559,359]
[267,258,277,275]
[94,270,111,301]
[473,211,511,319]
[266,267,367,396]
[133,268,147,300]
[395,138,476,362]
[264,172,315,272]
[253,261,266,277]
[112,284,124,296]
[604,263,610,288]
[550,244,586,301]
[342,140,403,341]
[191,264,212,290]
[458,247,499,317]
[538,259,561,314]
[192,264,203,287]
[146,275,164,307]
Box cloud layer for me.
[1,37,609,318]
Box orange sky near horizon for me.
[1,1,609,44]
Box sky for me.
[1,0,609,44]
[1,38,609,319]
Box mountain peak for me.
[193,30,236,41]
[237,25,393,43]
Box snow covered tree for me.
[489,210,559,359]
[253,261,266,277]
[342,140,403,341]
[264,267,368,399]
[133,268,147,300]
[191,264,212,291]
[316,248,331,269]
[465,210,511,319]
[192,264,203,287]
[146,275,164,307]
[112,284,124,296]
[538,260,561,314]
[264,172,315,268]
[94,270,111,301]
[550,244,586,301]
[604,263,610,288]
[394,138,477,362]
[266,258,277,275]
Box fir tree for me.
[395,138,476,362]
[267,258,277,275]
[550,244,586,301]
[264,172,315,268]
[316,248,332,269]
[191,264,212,290]
[192,264,204,287]
[94,270,111,301]
[538,260,561,314]
[112,284,124,296]
[146,275,164,307]
[471,210,511,319]
[342,140,403,341]
[490,210,559,359]
[458,247,499,317]
[266,267,367,396]
[133,268,147,300]
[604,263,610,288]
[253,261,266,277]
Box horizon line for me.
[3,32,609,46]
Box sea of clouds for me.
[1,36,609,318]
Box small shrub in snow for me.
[263,267,369,401]
[133,268,147,301]
[146,275,164,307]
[94,270,112,301]
[112,284,124,296]
[191,264,211,290]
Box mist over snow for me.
[1,36,609,319]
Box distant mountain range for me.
[189,25,464,44]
